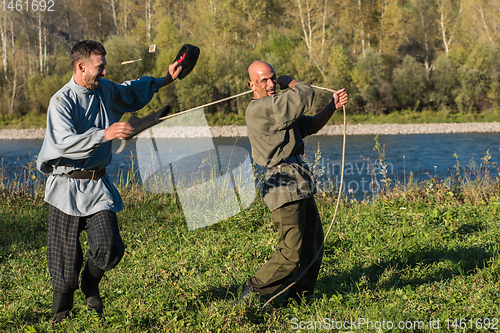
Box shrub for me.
[103,35,150,85]
[455,65,489,112]
[393,55,428,109]
[26,72,72,114]
[351,48,387,114]
[429,55,459,109]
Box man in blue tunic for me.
[37,40,182,323]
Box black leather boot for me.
[51,291,74,323]
[281,288,304,307]
[80,260,105,314]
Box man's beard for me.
[86,76,102,90]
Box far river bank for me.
[1,122,500,139]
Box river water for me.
[1,132,499,199]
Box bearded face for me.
[82,55,107,90]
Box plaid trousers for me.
[47,205,125,293]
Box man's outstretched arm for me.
[310,88,348,134]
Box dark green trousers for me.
[246,196,324,296]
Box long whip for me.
[118,86,348,308]
[158,90,253,121]
[155,84,347,308]
[115,90,253,154]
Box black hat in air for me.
[174,44,200,79]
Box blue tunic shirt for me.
[37,76,166,216]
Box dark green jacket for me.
[245,82,318,211]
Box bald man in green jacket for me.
[242,61,348,306]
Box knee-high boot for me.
[80,260,105,314]
[51,291,74,323]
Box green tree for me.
[429,54,459,109]
[455,64,489,112]
[351,48,388,113]
[104,35,149,85]
[393,55,428,109]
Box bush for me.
[393,55,428,109]
[26,72,72,114]
[351,48,386,114]
[429,55,459,109]
[455,65,489,112]
[325,45,352,93]
[103,35,150,85]
[254,27,300,76]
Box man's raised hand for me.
[164,61,182,85]
[277,75,295,90]
[333,88,349,109]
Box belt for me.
[269,155,303,171]
[61,168,107,180]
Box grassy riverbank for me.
[2,107,500,129]
[1,156,500,332]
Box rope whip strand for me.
[117,86,347,310]
[115,90,253,154]
[158,90,253,121]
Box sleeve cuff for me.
[154,77,167,89]
[98,129,107,143]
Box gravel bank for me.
[1,122,500,140]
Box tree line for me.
[1,0,500,118]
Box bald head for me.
[248,61,277,99]
[248,61,273,81]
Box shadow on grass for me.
[196,284,280,326]
[317,245,493,296]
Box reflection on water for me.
[1,132,500,198]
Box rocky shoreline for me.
[1,122,500,140]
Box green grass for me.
[2,161,500,332]
[0,113,48,129]
[2,107,500,129]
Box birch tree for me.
[9,18,17,113]
[110,0,118,34]
[378,0,406,56]
[438,0,463,55]
[468,0,500,47]
[38,12,43,73]
[293,0,337,82]
[0,12,8,80]
[357,0,367,56]
[145,0,152,41]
